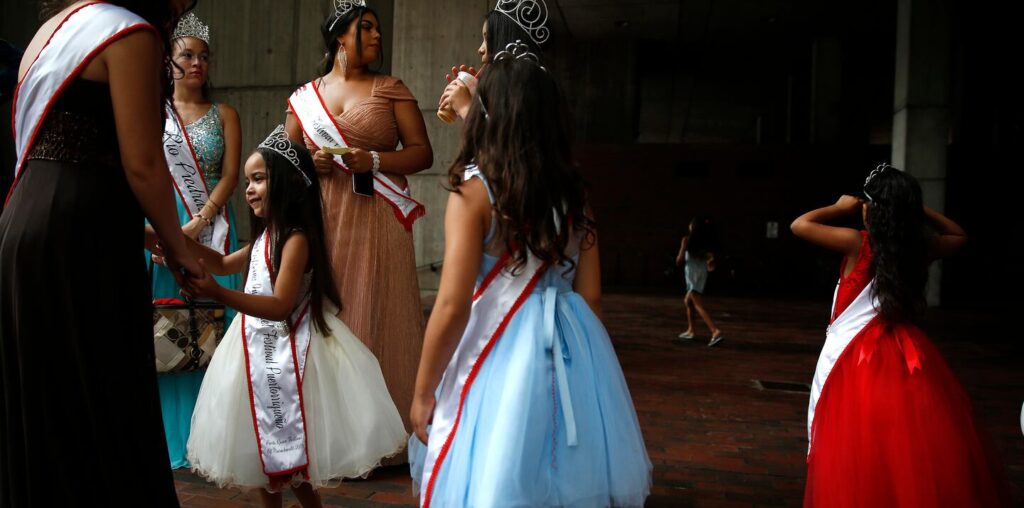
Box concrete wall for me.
[391,0,493,290]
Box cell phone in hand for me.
[353,172,374,197]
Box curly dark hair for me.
[863,166,928,322]
[251,143,341,335]
[448,57,594,273]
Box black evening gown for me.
[0,79,179,507]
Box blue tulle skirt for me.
[410,289,651,507]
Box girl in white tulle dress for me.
[150,127,407,508]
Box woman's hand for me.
[313,149,336,175]
[340,148,374,174]
[444,64,478,83]
[182,259,220,300]
[410,393,436,445]
[440,80,473,120]
[834,195,864,214]
[163,245,204,291]
[182,216,206,240]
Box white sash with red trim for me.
[418,253,548,508]
[163,101,230,254]
[10,3,151,193]
[807,279,878,452]
[287,82,425,231]
[242,230,313,478]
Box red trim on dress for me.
[422,262,549,508]
[289,81,425,232]
[473,252,511,301]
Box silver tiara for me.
[172,12,210,44]
[259,125,311,186]
[863,162,894,202]
[329,0,368,31]
[495,0,550,46]
[493,40,544,67]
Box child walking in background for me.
[676,216,724,346]
[407,46,651,507]
[150,127,406,508]
[791,164,1009,507]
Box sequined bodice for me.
[184,103,224,189]
[26,79,119,167]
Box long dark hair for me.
[41,0,187,111]
[449,57,593,272]
[863,166,928,322]
[484,10,543,62]
[170,37,212,100]
[249,144,341,334]
[686,216,717,258]
[318,6,383,76]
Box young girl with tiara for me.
[791,164,1009,507]
[408,44,651,507]
[150,127,407,508]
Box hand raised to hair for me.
[834,195,864,214]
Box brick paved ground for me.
[177,294,1023,507]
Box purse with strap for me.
[150,261,225,373]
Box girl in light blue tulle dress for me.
[408,48,651,508]
[147,15,243,469]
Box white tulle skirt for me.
[187,308,408,490]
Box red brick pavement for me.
[177,294,1023,507]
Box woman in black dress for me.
[0,1,201,506]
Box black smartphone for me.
[353,172,375,197]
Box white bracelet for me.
[370,150,381,174]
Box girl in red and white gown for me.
[791,165,1009,508]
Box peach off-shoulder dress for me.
[295,75,425,440]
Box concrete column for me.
[392,0,492,290]
[891,0,951,305]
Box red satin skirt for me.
[804,321,1010,507]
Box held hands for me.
[439,80,473,121]
[834,195,864,215]
[182,258,220,300]
[410,393,437,445]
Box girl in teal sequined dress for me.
[150,14,243,468]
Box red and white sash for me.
[287,81,425,231]
[807,279,879,452]
[163,101,230,254]
[418,252,548,508]
[241,230,313,478]
[8,2,152,203]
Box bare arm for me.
[926,207,967,259]
[377,100,433,175]
[790,195,864,256]
[186,233,309,322]
[106,30,200,277]
[573,231,604,321]
[145,225,251,277]
[675,236,688,266]
[206,103,241,213]
[410,179,489,443]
